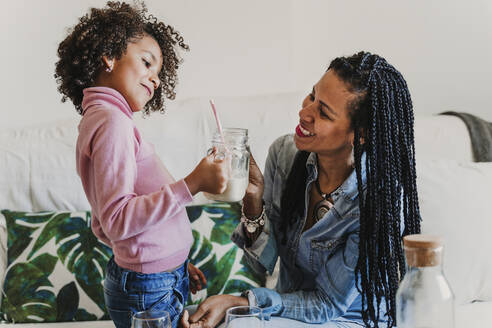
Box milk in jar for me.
[204,128,250,202]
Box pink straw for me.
[209,99,226,145]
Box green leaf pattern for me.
[0,204,264,323]
[186,203,265,304]
[0,210,110,323]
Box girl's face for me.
[101,34,163,112]
[294,70,356,158]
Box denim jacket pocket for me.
[309,237,346,273]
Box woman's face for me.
[294,70,356,158]
[102,34,163,112]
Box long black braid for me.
[280,52,421,327]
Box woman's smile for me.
[296,124,315,137]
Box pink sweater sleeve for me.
[87,111,192,242]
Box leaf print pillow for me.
[0,210,111,323]
[0,204,265,323]
[186,203,265,304]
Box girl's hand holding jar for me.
[184,147,229,196]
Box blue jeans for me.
[104,256,189,328]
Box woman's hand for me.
[185,147,229,195]
[180,295,248,328]
[242,154,264,218]
[180,310,202,328]
[188,262,207,294]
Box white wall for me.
[1,0,491,129]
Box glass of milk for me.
[204,128,249,202]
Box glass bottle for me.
[204,128,250,202]
[396,234,455,328]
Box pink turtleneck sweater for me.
[76,87,193,273]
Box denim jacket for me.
[231,135,386,325]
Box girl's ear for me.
[102,56,114,72]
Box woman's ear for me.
[102,56,114,72]
[358,128,365,146]
[350,129,365,147]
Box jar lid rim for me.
[403,234,443,248]
[213,127,248,135]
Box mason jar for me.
[204,128,250,202]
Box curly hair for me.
[281,52,421,328]
[54,1,189,115]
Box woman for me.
[182,51,421,328]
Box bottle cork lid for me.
[403,234,442,249]
[403,234,443,267]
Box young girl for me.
[54,2,227,328]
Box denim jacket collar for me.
[305,152,367,202]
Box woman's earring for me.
[105,66,112,73]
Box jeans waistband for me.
[106,256,188,293]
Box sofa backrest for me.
[2,92,492,309]
[0,92,472,212]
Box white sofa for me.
[1,91,491,327]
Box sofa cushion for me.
[417,160,492,304]
[0,119,91,213]
[0,203,263,323]
[414,115,472,161]
[0,210,111,323]
[186,202,265,303]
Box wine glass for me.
[225,306,263,328]
[131,310,171,328]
